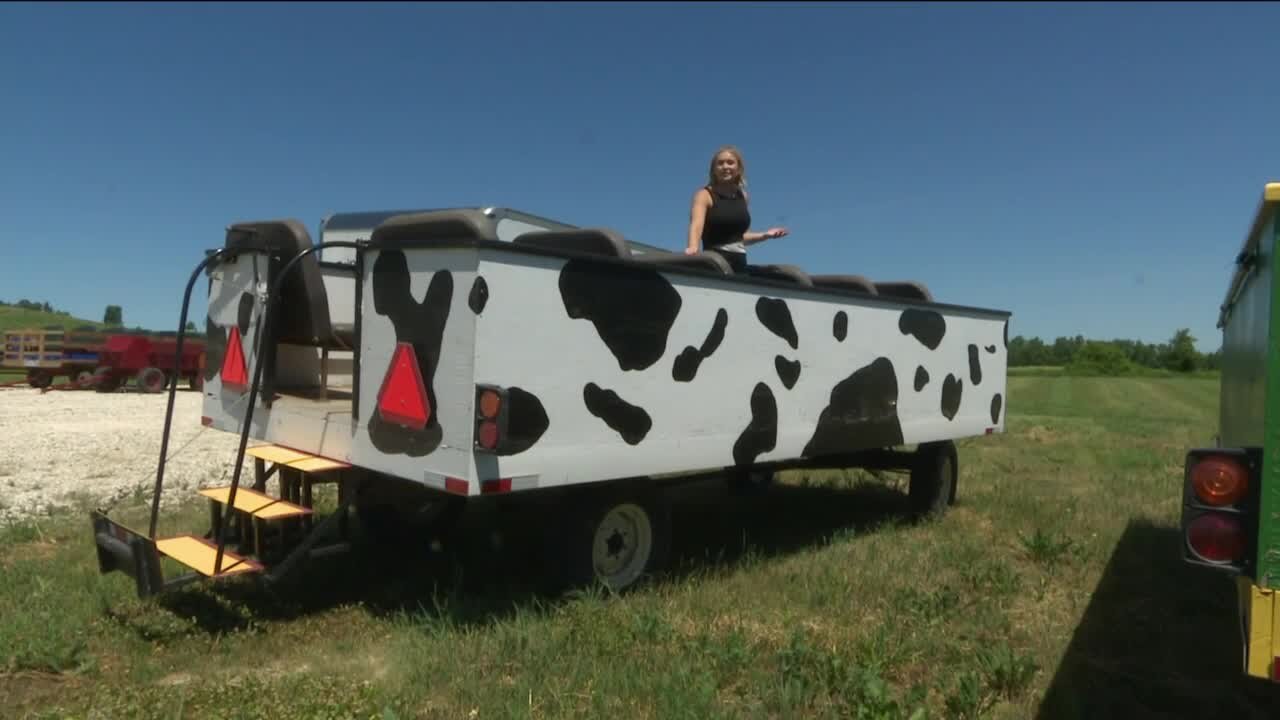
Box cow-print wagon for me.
[90,206,1011,598]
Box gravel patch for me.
[0,388,251,526]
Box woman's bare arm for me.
[686,188,711,254]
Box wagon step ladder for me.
[92,442,353,596]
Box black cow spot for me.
[584,383,651,445]
[833,311,848,342]
[468,276,489,315]
[1003,320,1008,348]
[985,344,996,354]
[672,348,701,383]
[733,383,778,466]
[756,297,798,349]
[497,387,548,455]
[898,309,946,350]
[237,292,254,336]
[968,344,983,386]
[775,356,801,390]
[990,393,1003,425]
[914,366,929,391]
[560,259,681,371]
[803,357,904,457]
[673,308,728,382]
[941,374,963,421]
[367,250,453,457]
[203,316,226,382]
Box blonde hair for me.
[707,145,747,189]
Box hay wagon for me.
[1,328,206,392]
[90,206,1011,598]
[2,327,102,388]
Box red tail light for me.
[1190,456,1249,506]
[376,342,431,430]
[221,326,249,392]
[474,385,508,452]
[1186,513,1246,563]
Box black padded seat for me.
[811,274,878,295]
[224,219,342,347]
[747,264,814,287]
[873,281,933,302]
[630,252,733,274]
[369,210,501,246]
[512,228,630,258]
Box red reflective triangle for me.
[377,342,431,430]
[221,326,249,392]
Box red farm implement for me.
[89,333,207,393]
[2,327,206,393]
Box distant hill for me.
[0,306,105,334]
[0,306,202,338]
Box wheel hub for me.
[592,503,653,590]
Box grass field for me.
[4,375,1280,718]
[0,306,102,335]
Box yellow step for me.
[156,535,263,577]
[199,486,312,520]
[246,443,350,473]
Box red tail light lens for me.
[1191,456,1248,506]
[479,390,502,419]
[376,342,431,430]
[478,420,499,449]
[221,326,248,392]
[1186,513,1246,563]
[474,385,508,452]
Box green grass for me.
[4,374,1280,718]
[0,306,102,335]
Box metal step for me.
[198,486,313,520]
[155,535,263,577]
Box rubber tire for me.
[94,368,121,393]
[136,367,166,393]
[908,440,958,520]
[27,371,52,389]
[550,482,672,594]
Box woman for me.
[685,145,788,272]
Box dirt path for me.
[0,389,248,526]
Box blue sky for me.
[2,1,1277,352]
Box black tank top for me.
[700,184,751,250]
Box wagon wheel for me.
[547,481,672,594]
[136,367,166,394]
[908,440,958,521]
[93,367,120,393]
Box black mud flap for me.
[91,510,165,599]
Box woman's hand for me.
[763,227,789,240]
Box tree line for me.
[0,299,68,315]
[1009,329,1218,373]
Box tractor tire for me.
[26,370,52,389]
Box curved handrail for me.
[150,249,231,538]
[213,240,364,574]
